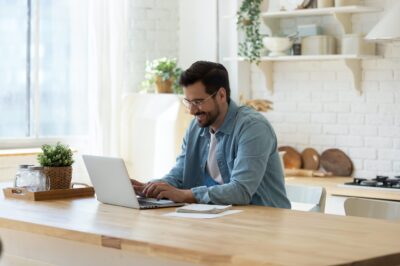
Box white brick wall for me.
[256,0,400,177]
[126,0,179,92]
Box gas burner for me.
[353,177,367,184]
[343,175,400,190]
[360,180,377,186]
[393,183,400,188]
[375,175,389,182]
[384,179,400,186]
[395,176,400,179]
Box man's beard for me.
[195,103,220,128]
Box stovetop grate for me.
[343,176,400,189]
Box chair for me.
[344,197,400,221]
[285,184,326,212]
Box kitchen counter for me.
[1,185,400,265]
[285,176,400,201]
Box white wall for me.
[179,0,218,69]
[125,0,180,92]
[250,0,400,178]
[126,0,219,86]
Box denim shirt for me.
[160,101,291,208]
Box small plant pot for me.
[240,18,252,26]
[44,166,72,190]
[155,76,174,93]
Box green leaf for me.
[37,142,74,167]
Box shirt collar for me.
[217,100,238,135]
[200,100,239,137]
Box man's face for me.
[183,81,221,128]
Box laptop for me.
[82,155,185,209]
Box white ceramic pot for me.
[301,35,336,55]
[263,37,293,56]
[335,0,360,7]
[317,0,334,8]
[341,34,376,55]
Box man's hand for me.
[142,182,196,203]
[130,179,145,196]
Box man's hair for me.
[179,61,231,103]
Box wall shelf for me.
[262,6,382,18]
[224,55,381,95]
[263,6,383,35]
[223,4,383,96]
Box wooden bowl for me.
[278,146,302,169]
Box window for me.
[0,0,88,147]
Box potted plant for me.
[142,57,183,94]
[37,142,74,190]
[237,0,264,63]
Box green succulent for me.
[237,0,264,64]
[37,142,74,167]
[141,57,183,94]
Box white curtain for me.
[87,0,128,156]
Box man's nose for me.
[189,104,198,115]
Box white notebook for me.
[176,204,232,214]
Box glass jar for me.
[292,37,302,55]
[27,166,50,192]
[14,164,34,188]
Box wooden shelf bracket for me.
[257,61,274,94]
[333,13,352,34]
[343,59,362,95]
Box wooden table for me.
[1,188,400,266]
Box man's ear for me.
[218,87,227,101]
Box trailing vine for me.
[237,0,263,64]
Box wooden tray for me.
[3,187,95,201]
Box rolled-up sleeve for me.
[191,186,211,203]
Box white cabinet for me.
[224,4,383,94]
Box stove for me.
[339,176,400,191]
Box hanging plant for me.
[237,0,264,64]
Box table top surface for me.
[1,186,400,266]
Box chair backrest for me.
[285,184,326,212]
[344,197,400,221]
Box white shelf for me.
[223,6,382,20]
[263,5,383,35]
[262,6,382,18]
[263,54,380,61]
[223,55,381,95]
[225,5,383,95]
[224,54,381,62]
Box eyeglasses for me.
[182,91,218,109]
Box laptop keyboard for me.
[138,199,160,209]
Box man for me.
[133,61,290,208]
